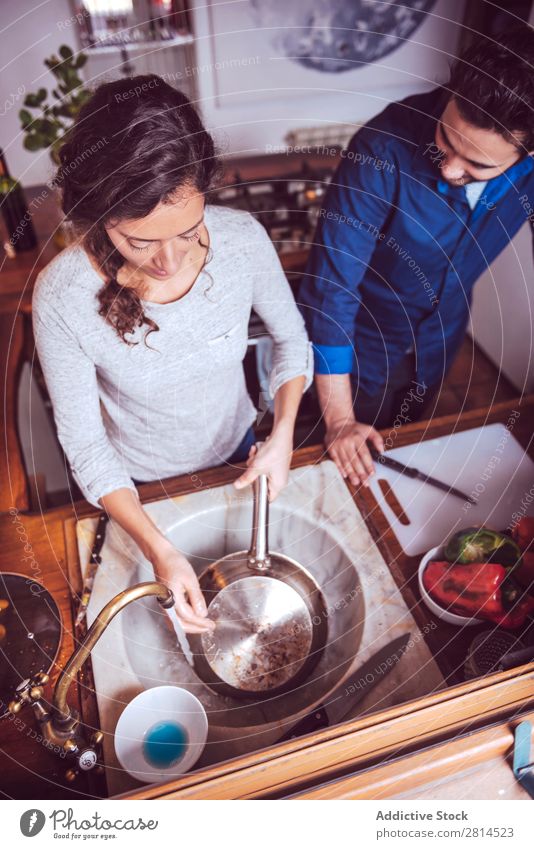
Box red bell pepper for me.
[423,560,534,629]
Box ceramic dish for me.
[114,685,208,784]
[418,546,484,627]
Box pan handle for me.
[248,474,271,572]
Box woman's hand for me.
[325,420,384,487]
[98,488,213,633]
[149,539,214,634]
[234,427,293,501]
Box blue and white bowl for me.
[114,686,208,784]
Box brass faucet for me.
[9,581,174,782]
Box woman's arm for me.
[32,293,211,633]
[99,488,211,632]
[243,215,313,401]
[32,295,138,509]
[233,215,313,498]
[273,373,307,433]
[234,374,306,499]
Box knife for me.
[369,446,476,504]
[75,511,109,628]
[278,632,411,742]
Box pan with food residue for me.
[189,472,328,698]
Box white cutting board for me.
[367,423,534,556]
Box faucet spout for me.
[9,580,175,780]
[54,580,174,726]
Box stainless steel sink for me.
[121,505,364,728]
[80,460,444,794]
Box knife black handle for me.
[368,445,419,478]
[92,512,109,558]
[278,705,330,743]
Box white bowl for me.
[114,686,208,784]
[418,546,484,627]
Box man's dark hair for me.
[448,23,534,152]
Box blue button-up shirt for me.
[299,87,534,395]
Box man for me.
[299,25,534,488]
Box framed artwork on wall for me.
[194,0,466,110]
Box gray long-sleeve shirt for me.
[32,205,313,508]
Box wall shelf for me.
[86,33,194,56]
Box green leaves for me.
[59,44,74,60]
[23,89,47,108]
[18,109,33,128]
[23,134,45,152]
[19,44,89,159]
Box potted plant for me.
[18,44,90,247]
[19,44,90,164]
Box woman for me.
[33,74,312,633]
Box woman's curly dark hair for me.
[55,74,222,343]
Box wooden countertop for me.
[357,397,534,685]
[0,395,532,799]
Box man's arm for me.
[299,128,396,484]
[315,373,384,486]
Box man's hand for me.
[150,539,215,634]
[234,428,293,501]
[325,420,384,487]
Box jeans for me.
[350,353,437,430]
[225,425,256,464]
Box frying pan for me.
[189,472,328,698]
